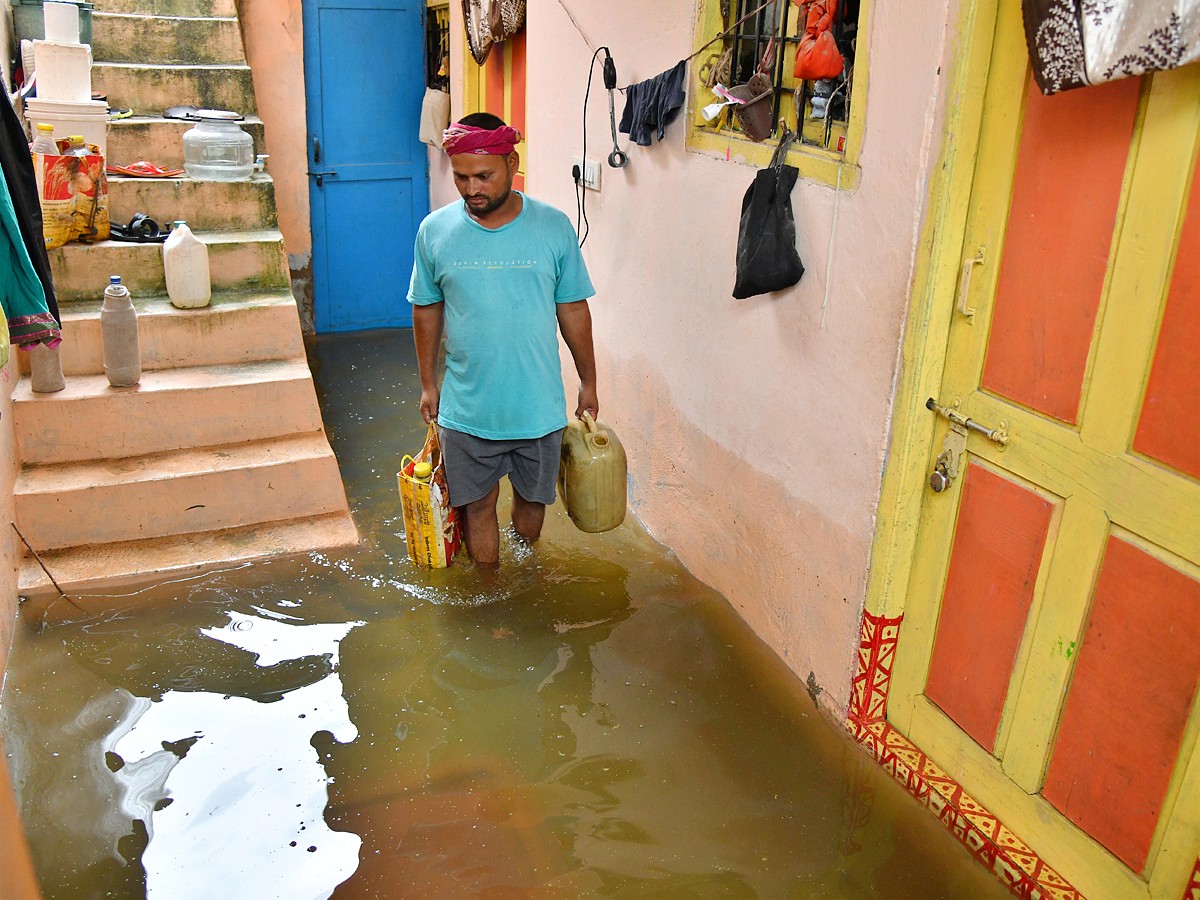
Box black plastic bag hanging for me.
[732,130,803,300]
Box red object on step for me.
[105,160,184,177]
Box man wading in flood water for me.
[408,112,598,568]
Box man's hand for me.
[420,388,440,424]
[575,384,598,421]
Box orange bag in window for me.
[793,0,844,82]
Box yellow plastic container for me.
[559,413,627,533]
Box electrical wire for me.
[577,45,608,248]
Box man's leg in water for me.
[511,489,546,542]
[462,482,501,567]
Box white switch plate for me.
[572,157,601,191]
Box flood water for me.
[1,330,1008,899]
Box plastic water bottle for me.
[65,134,88,156]
[29,123,57,155]
[162,221,211,309]
[101,275,140,387]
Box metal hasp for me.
[925,397,1009,493]
[307,169,338,187]
[926,397,1009,445]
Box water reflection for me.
[99,609,364,899]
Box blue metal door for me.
[303,0,428,332]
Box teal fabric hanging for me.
[0,173,60,348]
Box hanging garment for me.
[618,60,688,147]
[462,0,526,66]
[793,0,845,81]
[0,91,60,332]
[1,173,61,348]
[1023,0,1200,94]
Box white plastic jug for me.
[162,221,211,309]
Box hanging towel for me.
[1,91,61,343]
[619,60,688,147]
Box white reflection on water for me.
[108,610,364,899]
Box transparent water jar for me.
[182,110,254,181]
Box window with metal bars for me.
[426,3,451,90]
[701,0,859,153]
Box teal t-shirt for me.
[407,193,595,440]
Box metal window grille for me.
[426,4,451,90]
[720,0,858,151]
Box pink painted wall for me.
[238,0,308,257]
[238,0,312,324]
[0,357,20,684]
[433,0,955,714]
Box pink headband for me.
[442,123,522,156]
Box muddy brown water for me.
[0,330,1008,898]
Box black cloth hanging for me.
[732,131,804,300]
[619,60,688,147]
[1,91,61,331]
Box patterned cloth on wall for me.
[1022,0,1200,94]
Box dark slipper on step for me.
[109,213,172,243]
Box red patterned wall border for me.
[1184,857,1200,900]
[848,611,902,724]
[846,610,1085,899]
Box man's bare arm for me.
[413,302,445,423]
[556,300,598,419]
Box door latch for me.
[925,398,1008,493]
[307,169,338,187]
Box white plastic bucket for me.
[32,39,92,102]
[24,97,107,156]
[43,2,81,44]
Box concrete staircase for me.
[14,0,359,596]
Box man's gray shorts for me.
[438,425,564,508]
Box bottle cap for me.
[109,275,122,284]
[69,135,84,143]
[37,123,53,132]
[413,462,433,480]
[174,220,186,226]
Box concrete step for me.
[18,292,303,377]
[18,510,359,598]
[92,13,245,65]
[107,173,278,231]
[15,433,348,551]
[93,62,256,116]
[92,0,238,18]
[50,229,289,301]
[107,114,266,169]
[14,357,325,465]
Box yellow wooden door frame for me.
[863,2,1200,897]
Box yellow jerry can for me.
[559,413,627,533]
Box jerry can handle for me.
[582,411,598,433]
